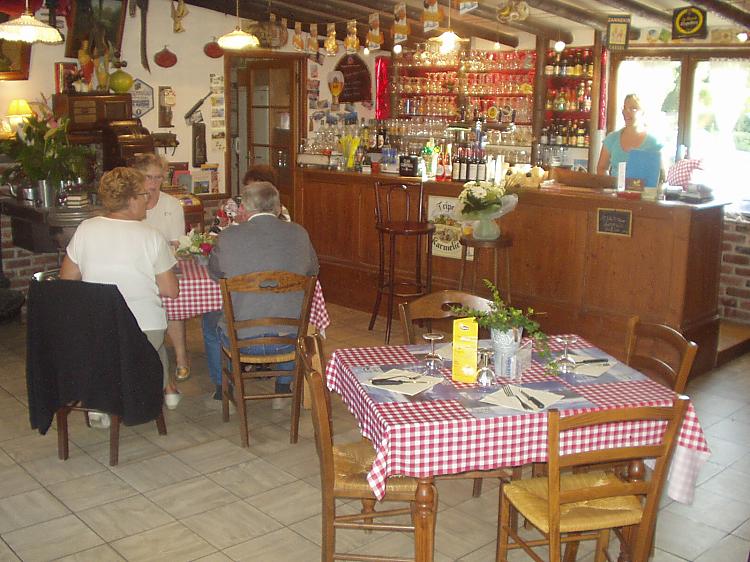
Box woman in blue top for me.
[596,94,663,176]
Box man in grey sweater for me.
[201,181,319,403]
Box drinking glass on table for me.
[422,332,444,376]
[553,335,578,375]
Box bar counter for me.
[295,169,724,376]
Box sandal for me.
[175,366,191,381]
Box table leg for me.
[414,477,437,562]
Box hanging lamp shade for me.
[218,0,259,50]
[0,2,63,44]
[427,1,463,54]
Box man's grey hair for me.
[242,181,281,214]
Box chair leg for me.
[155,410,167,435]
[472,478,483,498]
[108,415,121,466]
[563,540,580,562]
[368,233,386,331]
[234,373,250,448]
[594,529,610,562]
[56,407,70,461]
[384,233,397,344]
[361,498,376,530]
[459,244,468,290]
[221,356,231,423]
[496,490,511,562]
[322,492,336,562]
[289,360,303,444]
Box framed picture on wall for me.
[0,12,31,81]
[65,0,127,58]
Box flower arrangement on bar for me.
[454,180,518,240]
[176,229,216,260]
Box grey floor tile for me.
[207,458,297,498]
[249,480,322,525]
[0,538,20,562]
[0,488,69,533]
[54,544,126,561]
[111,453,199,493]
[0,464,40,500]
[223,527,320,561]
[77,495,175,542]
[2,514,103,562]
[172,439,255,474]
[48,470,138,512]
[654,510,727,560]
[694,534,750,562]
[666,485,750,532]
[21,453,105,486]
[145,476,238,519]
[182,500,282,549]
[111,521,215,561]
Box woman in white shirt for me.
[60,167,182,409]
[132,153,191,384]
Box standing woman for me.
[596,94,663,176]
[131,154,191,383]
[60,167,182,408]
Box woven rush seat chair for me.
[300,334,432,562]
[219,270,316,447]
[496,398,689,562]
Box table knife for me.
[519,390,545,409]
[574,358,610,365]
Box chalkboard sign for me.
[335,54,372,103]
[597,208,632,237]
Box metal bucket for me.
[38,180,57,208]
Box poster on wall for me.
[208,74,225,151]
[606,15,631,50]
[334,54,372,103]
[428,196,471,260]
[131,79,154,118]
[423,0,440,33]
[393,3,408,44]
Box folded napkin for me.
[568,353,612,377]
[481,384,564,412]
[363,369,443,396]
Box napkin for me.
[481,385,564,412]
[568,353,612,377]
[363,370,443,396]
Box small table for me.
[458,234,513,302]
[325,336,710,562]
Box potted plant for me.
[452,279,548,372]
[0,98,92,194]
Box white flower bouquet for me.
[176,229,216,258]
[455,180,518,222]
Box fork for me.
[502,385,532,411]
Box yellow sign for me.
[672,6,707,40]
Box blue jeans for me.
[202,310,295,387]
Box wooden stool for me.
[368,182,435,343]
[458,234,513,303]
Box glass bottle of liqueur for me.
[467,147,478,182]
[435,145,445,181]
[459,146,469,182]
[452,147,462,182]
[477,149,487,182]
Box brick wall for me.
[720,217,750,324]
[1,215,59,293]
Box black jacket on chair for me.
[26,280,164,435]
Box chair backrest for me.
[219,271,317,356]
[298,334,334,493]
[373,182,426,225]
[546,398,688,553]
[625,316,698,394]
[398,290,492,344]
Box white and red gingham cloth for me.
[162,259,331,332]
[325,337,710,503]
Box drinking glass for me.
[422,332,445,376]
[554,335,578,374]
[477,347,495,388]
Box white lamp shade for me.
[217,27,260,50]
[0,12,63,44]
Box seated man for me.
[202,181,319,407]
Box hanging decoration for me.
[393,2,408,44]
[459,1,478,14]
[307,23,319,53]
[327,70,344,105]
[367,12,383,50]
[497,0,529,23]
[423,0,440,33]
[324,22,338,55]
[171,0,188,33]
[154,45,177,68]
[344,20,359,53]
[203,37,223,58]
[293,21,304,51]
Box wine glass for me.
[477,347,494,388]
[422,332,445,376]
[554,335,578,375]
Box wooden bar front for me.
[296,169,723,376]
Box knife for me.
[371,378,427,386]
[519,390,545,409]
[574,358,610,365]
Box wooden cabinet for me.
[298,169,723,377]
[52,93,132,144]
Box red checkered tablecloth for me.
[325,337,710,503]
[162,259,331,332]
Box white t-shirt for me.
[144,192,185,243]
[66,217,177,331]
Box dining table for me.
[324,335,711,562]
[161,258,331,333]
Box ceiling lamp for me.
[738,31,748,42]
[428,1,464,54]
[218,0,260,50]
[554,39,566,52]
[0,0,63,44]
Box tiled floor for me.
[1,304,749,561]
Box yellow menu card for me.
[452,317,478,383]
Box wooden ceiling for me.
[184,0,750,49]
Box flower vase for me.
[491,327,521,380]
[194,254,209,266]
[473,217,500,240]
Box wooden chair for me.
[369,182,435,344]
[625,316,698,394]
[219,271,317,447]
[299,334,430,562]
[496,398,689,562]
[57,405,166,466]
[399,290,521,499]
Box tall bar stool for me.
[369,182,435,343]
[458,233,513,303]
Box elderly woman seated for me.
[60,167,181,414]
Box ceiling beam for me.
[524,0,641,39]
[688,0,750,28]
[591,0,673,28]
[468,4,574,44]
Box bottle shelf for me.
[545,110,591,116]
[398,92,456,97]
[540,143,590,149]
[462,68,535,75]
[397,113,459,119]
[544,74,594,82]
[466,93,533,98]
